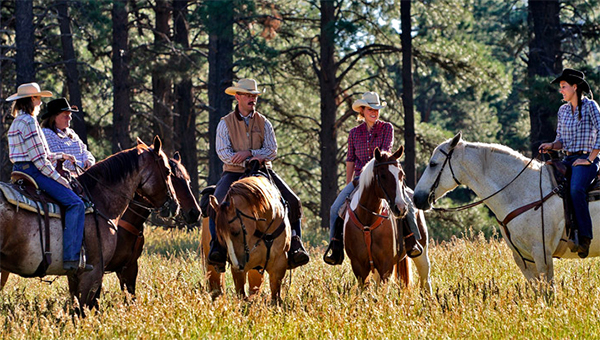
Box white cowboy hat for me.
[225,78,264,96]
[6,82,53,102]
[352,92,387,112]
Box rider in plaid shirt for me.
[539,69,600,258]
[323,92,423,265]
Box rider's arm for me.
[381,122,394,152]
[346,162,355,185]
[215,119,237,165]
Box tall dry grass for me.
[1,227,600,339]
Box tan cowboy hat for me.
[352,92,387,112]
[6,82,53,102]
[225,78,263,96]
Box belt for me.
[565,151,589,156]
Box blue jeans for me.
[329,181,356,239]
[13,162,86,262]
[563,155,599,239]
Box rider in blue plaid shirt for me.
[539,68,600,258]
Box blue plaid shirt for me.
[555,97,600,152]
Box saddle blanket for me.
[0,182,92,218]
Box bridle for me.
[226,203,287,273]
[358,159,402,219]
[428,148,461,209]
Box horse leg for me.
[73,269,104,309]
[410,249,432,294]
[201,217,225,297]
[116,261,139,296]
[247,269,264,296]
[531,245,555,283]
[231,268,247,298]
[395,256,411,288]
[268,260,287,304]
[348,257,370,288]
[511,251,539,281]
[0,270,10,290]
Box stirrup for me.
[323,238,344,265]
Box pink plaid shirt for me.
[346,120,394,177]
[8,111,64,181]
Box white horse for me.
[414,132,600,282]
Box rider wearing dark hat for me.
[540,68,600,258]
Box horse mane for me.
[78,144,148,190]
[217,177,283,235]
[463,141,543,170]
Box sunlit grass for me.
[2,227,600,339]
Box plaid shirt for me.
[346,120,394,177]
[43,127,95,171]
[555,97,600,152]
[8,111,64,181]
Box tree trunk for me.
[15,0,34,84]
[173,0,199,198]
[401,0,416,189]
[152,0,173,155]
[528,0,561,155]
[111,0,131,153]
[207,3,233,185]
[56,0,87,143]
[319,0,338,229]
[0,10,7,182]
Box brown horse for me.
[0,136,176,308]
[344,147,432,292]
[103,151,201,295]
[200,215,264,298]
[209,176,289,302]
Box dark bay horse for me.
[0,136,176,308]
[103,151,201,295]
[345,147,432,292]
[209,176,289,302]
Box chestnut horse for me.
[345,147,432,292]
[103,151,201,295]
[0,137,176,308]
[209,176,289,302]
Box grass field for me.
[2,227,600,339]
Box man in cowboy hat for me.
[207,78,310,270]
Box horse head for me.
[169,152,201,224]
[370,146,408,218]
[209,177,286,271]
[414,132,463,210]
[135,136,179,217]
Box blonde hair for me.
[356,107,365,122]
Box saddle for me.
[546,159,600,242]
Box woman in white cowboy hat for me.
[323,91,422,265]
[6,83,91,272]
[41,97,95,173]
[539,68,600,258]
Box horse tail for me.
[396,256,411,288]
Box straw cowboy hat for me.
[6,82,52,102]
[225,78,263,96]
[352,92,387,112]
[41,97,79,120]
[551,68,592,94]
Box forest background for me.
[1,0,599,241]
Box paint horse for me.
[209,175,290,302]
[414,132,600,282]
[0,137,176,308]
[344,147,431,292]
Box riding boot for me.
[288,220,310,269]
[323,217,345,265]
[403,203,423,258]
[578,236,592,259]
[208,240,227,272]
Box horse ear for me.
[136,137,147,147]
[173,151,181,162]
[450,132,462,149]
[208,195,219,214]
[153,136,162,153]
[374,147,382,160]
[392,146,404,160]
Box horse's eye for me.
[231,229,241,237]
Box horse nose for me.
[413,191,431,210]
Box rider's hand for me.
[538,143,552,154]
[84,160,93,169]
[250,155,267,163]
[573,158,593,167]
[62,153,77,163]
[231,150,252,164]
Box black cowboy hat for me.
[41,97,79,120]
[551,68,591,94]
